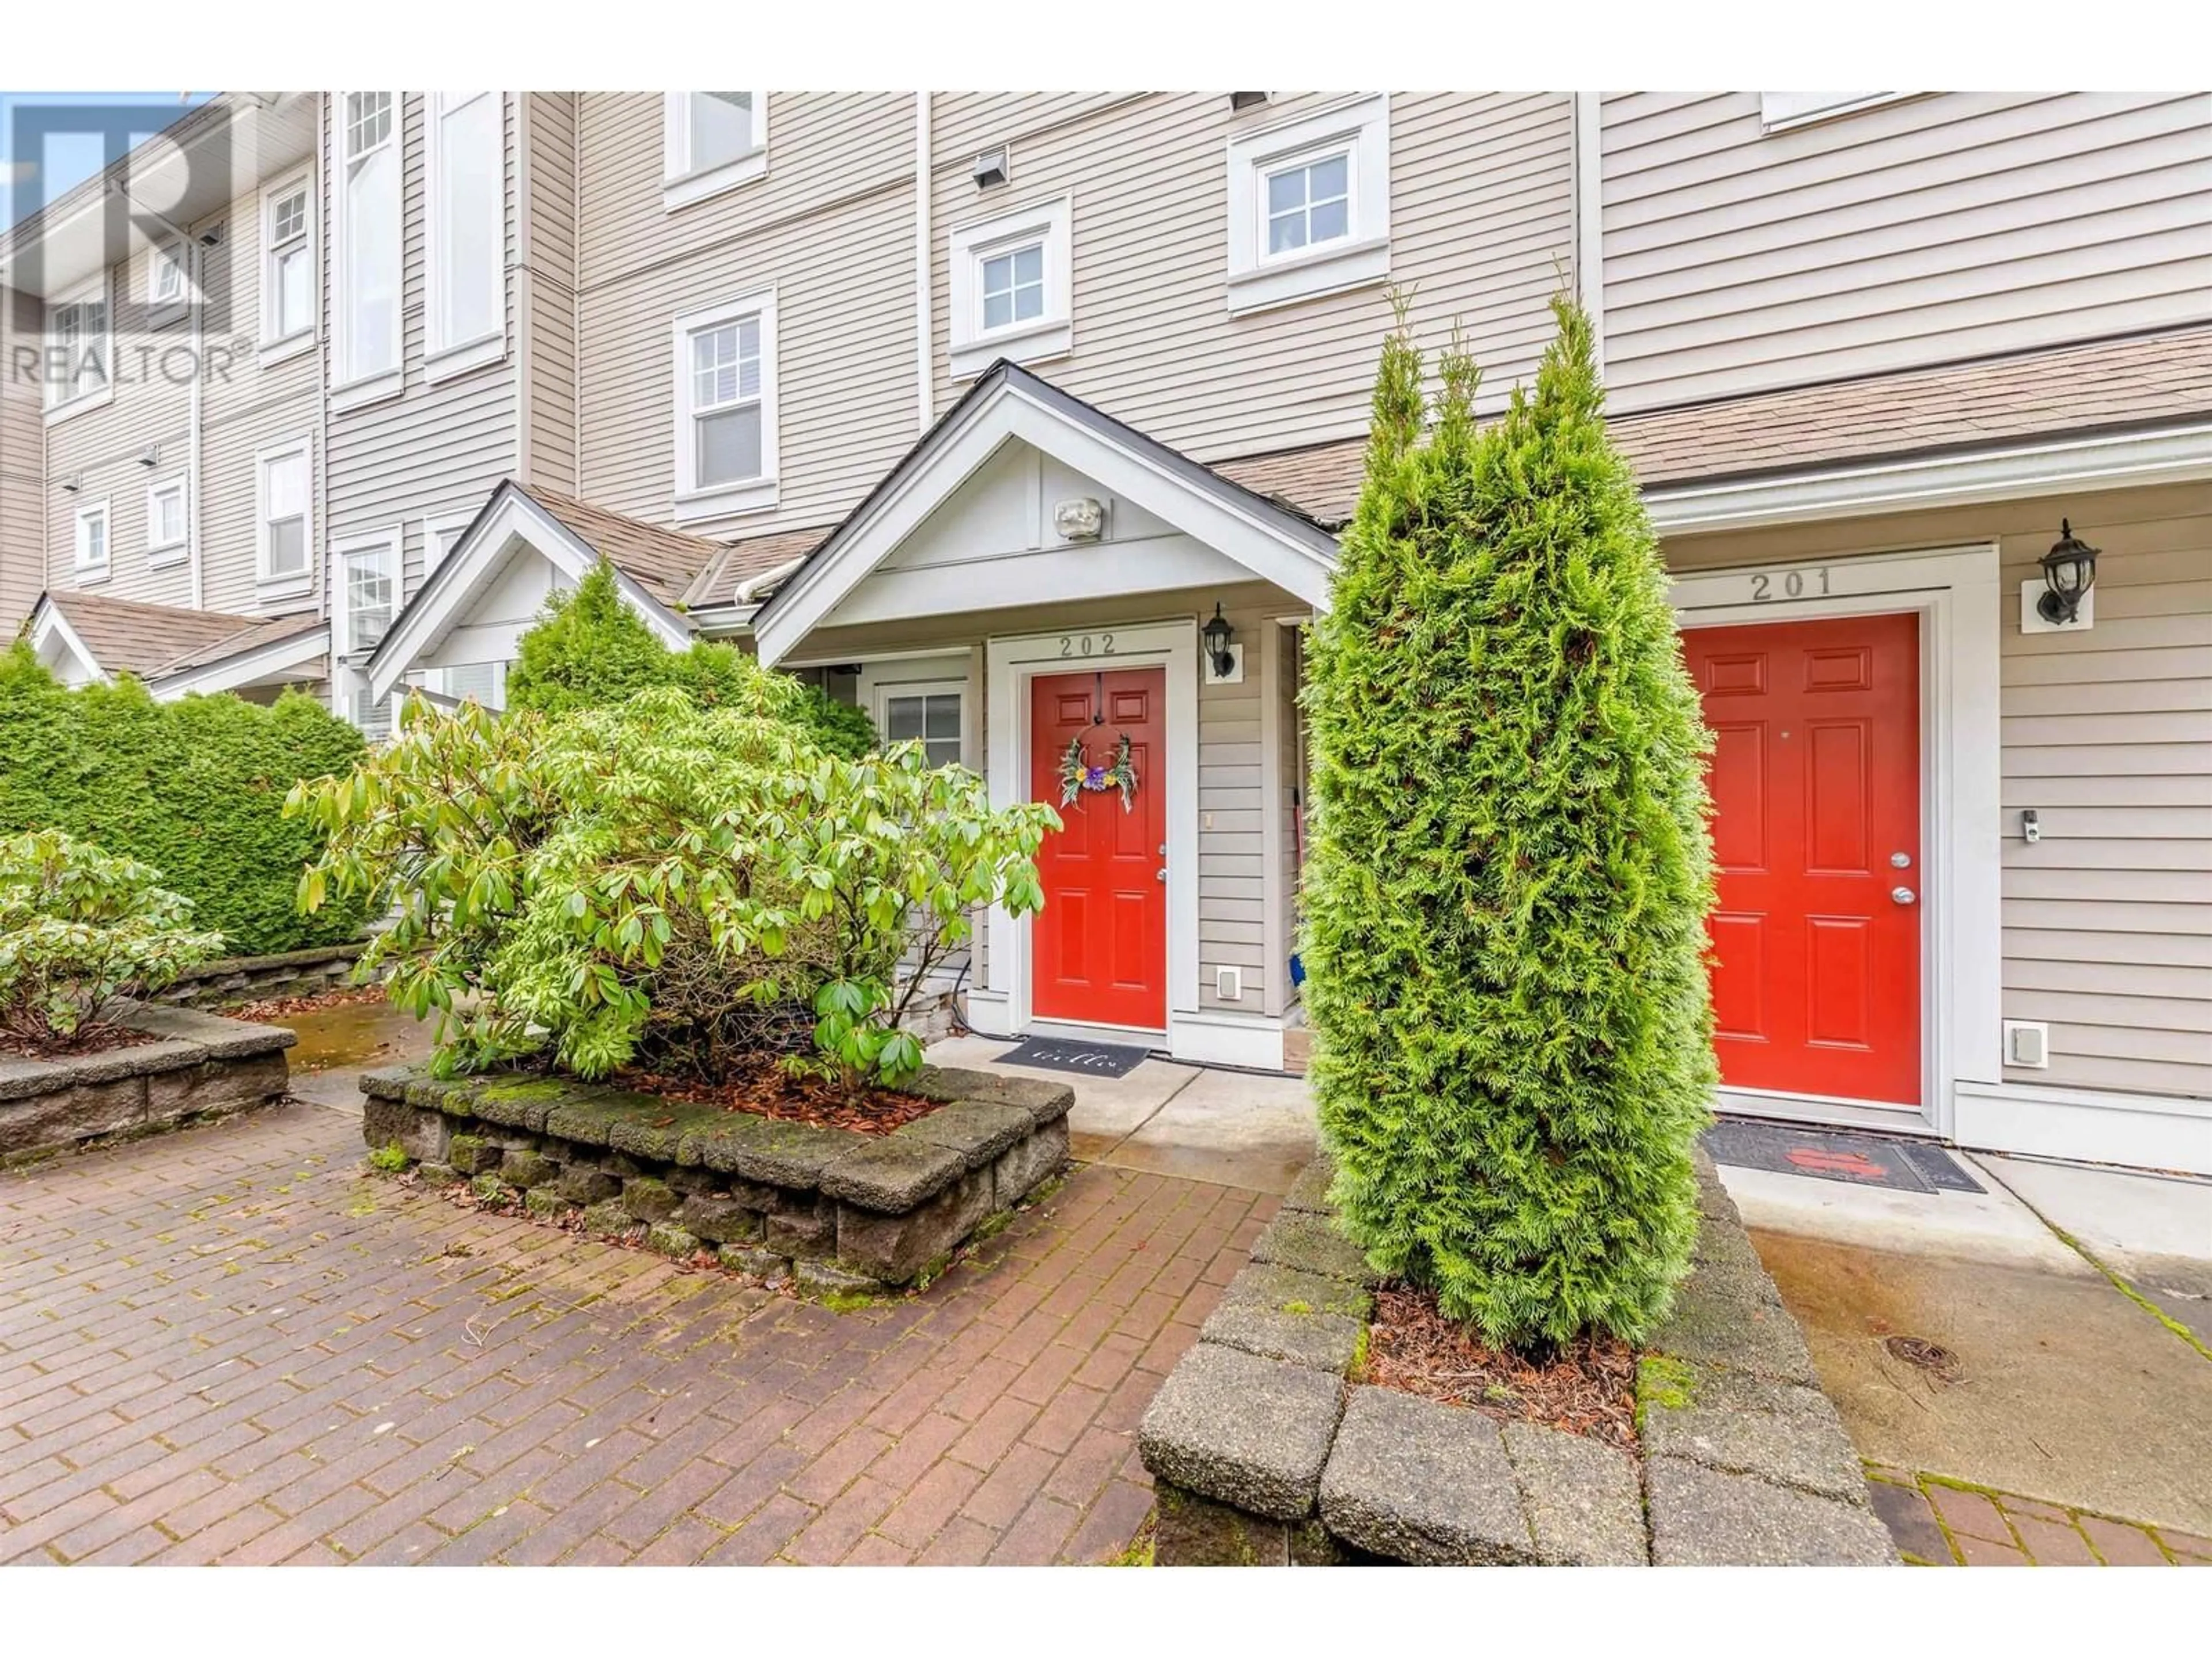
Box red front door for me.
[1029,668,1168,1029]
[1685,613,1923,1107]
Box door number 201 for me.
[1749,567,1831,602]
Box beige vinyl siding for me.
[1600,92,2212,411]
[1665,481,2212,1101]
[517,92,579,494]
[574,93,916,535]
[1198,595,1271,1012]
[41,243,194,607]
[198,163,325,618]
[1,286,43,627]
[930,92,1573,460]
[325,93,520,604]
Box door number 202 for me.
[1749,567,1830,602]
[1059,634,1115,657]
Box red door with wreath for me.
[1683,612,1923,1107]
[1029,668,1168,1029]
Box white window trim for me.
[1225,93,1390,316]
[332,525,402,660]
[254,436,316,599]
[146,236,192,328]
[858,657,976,769]
[71,497,112,582]
[662,91,769,210]
[259,164,318,365]
[947,195,1073,381]
[419,509,478,594]
[331,90,404,409]
[424,91,508,382]
[671,287,779,524]
[43,271,113,425]
[145,474,190,569]
[1759,92,1915,134]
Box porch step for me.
[1282,1025,1311,1077]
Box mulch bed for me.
[616,1062,938,1136]
[230,983,388,1021]
[1362,1283,1641,1452]
[0,1024,153,1062]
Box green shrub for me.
[0,647,370,956]
[289,687,1054,1094]
[505,561,877,757]
[0,830,225,1044]
[1301,296,1717,1349]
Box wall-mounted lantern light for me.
[1203,603,1237,679]
[2037,518,2100,625]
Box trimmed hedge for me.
[504,561,877,757]
[0,645,372,956]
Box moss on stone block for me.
[645,1223,701,1259]
[581,1199,637,1240]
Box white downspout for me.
[187,233,205,609]
[914,90,932,434]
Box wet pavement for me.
[1725,1149,2212,1555]
[276,997,437,1108]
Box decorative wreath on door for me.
[1060,731,1139,812]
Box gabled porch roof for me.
[750,359,1343,666]
[24,590,327,698]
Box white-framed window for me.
[260,168,316,359]
[662,91,768,209]
[1759,92,1912,132]
[421,509,478,589]
[146,476,188,566]
[44,275,111,418]
[426,91,505,379]
[882,685,965,770]
[947,195,1073,379]
[1225,93,1390,316]
[147,237,191,323]
[72,498,111,578]
[334,528,399,656]
[671,287,778,522]
[255,438,315,592]
[334,90,402,400]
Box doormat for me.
[998,1037,1152,1079]
[1705,1119,1984,1195]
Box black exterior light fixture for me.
[1203,604,1236,677]
[2038,518,2100,624]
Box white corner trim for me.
[1573,91,1604,376]
[753,377,1338,666]
[1954,1080,2211,1177]
[365,487,692,702]
[1672,541,2003,1139]
[948,194,1074,380]
[985,620,1200,1036]
[147,622,331,702]
[1645,423,2212,536]
[1225,92,1390,316]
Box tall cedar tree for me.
[1302,296,1717,1348]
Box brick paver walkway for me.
[1866,1465,2212,1567]
[0,1100,1271,1566]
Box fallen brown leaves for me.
[0,1023,150,1060]
[232,983,388,1021]
[1363,1284,1641,1451]
[617,1063,937,1135]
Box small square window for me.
[885,691,963,770]
[1225,94,1390,315]
[1263,152,1350,257]
[980,242,1046,333]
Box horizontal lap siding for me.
[326,93,520,602]
[1666,482,2212,1100]
[575,93,916,537]
[931,92,1572,460]
[1198,597,1272,1011]
[1600,92,2212,410]
[520,93,579,495]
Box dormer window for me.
[1225,93,1390,316]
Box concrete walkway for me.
[1721,1141,2212,1563]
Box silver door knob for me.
[1156,868,1167,882]
[1892,887,1916,906]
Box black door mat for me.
[998,1037,1152,1078]
[1705,1119,1984,1195]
